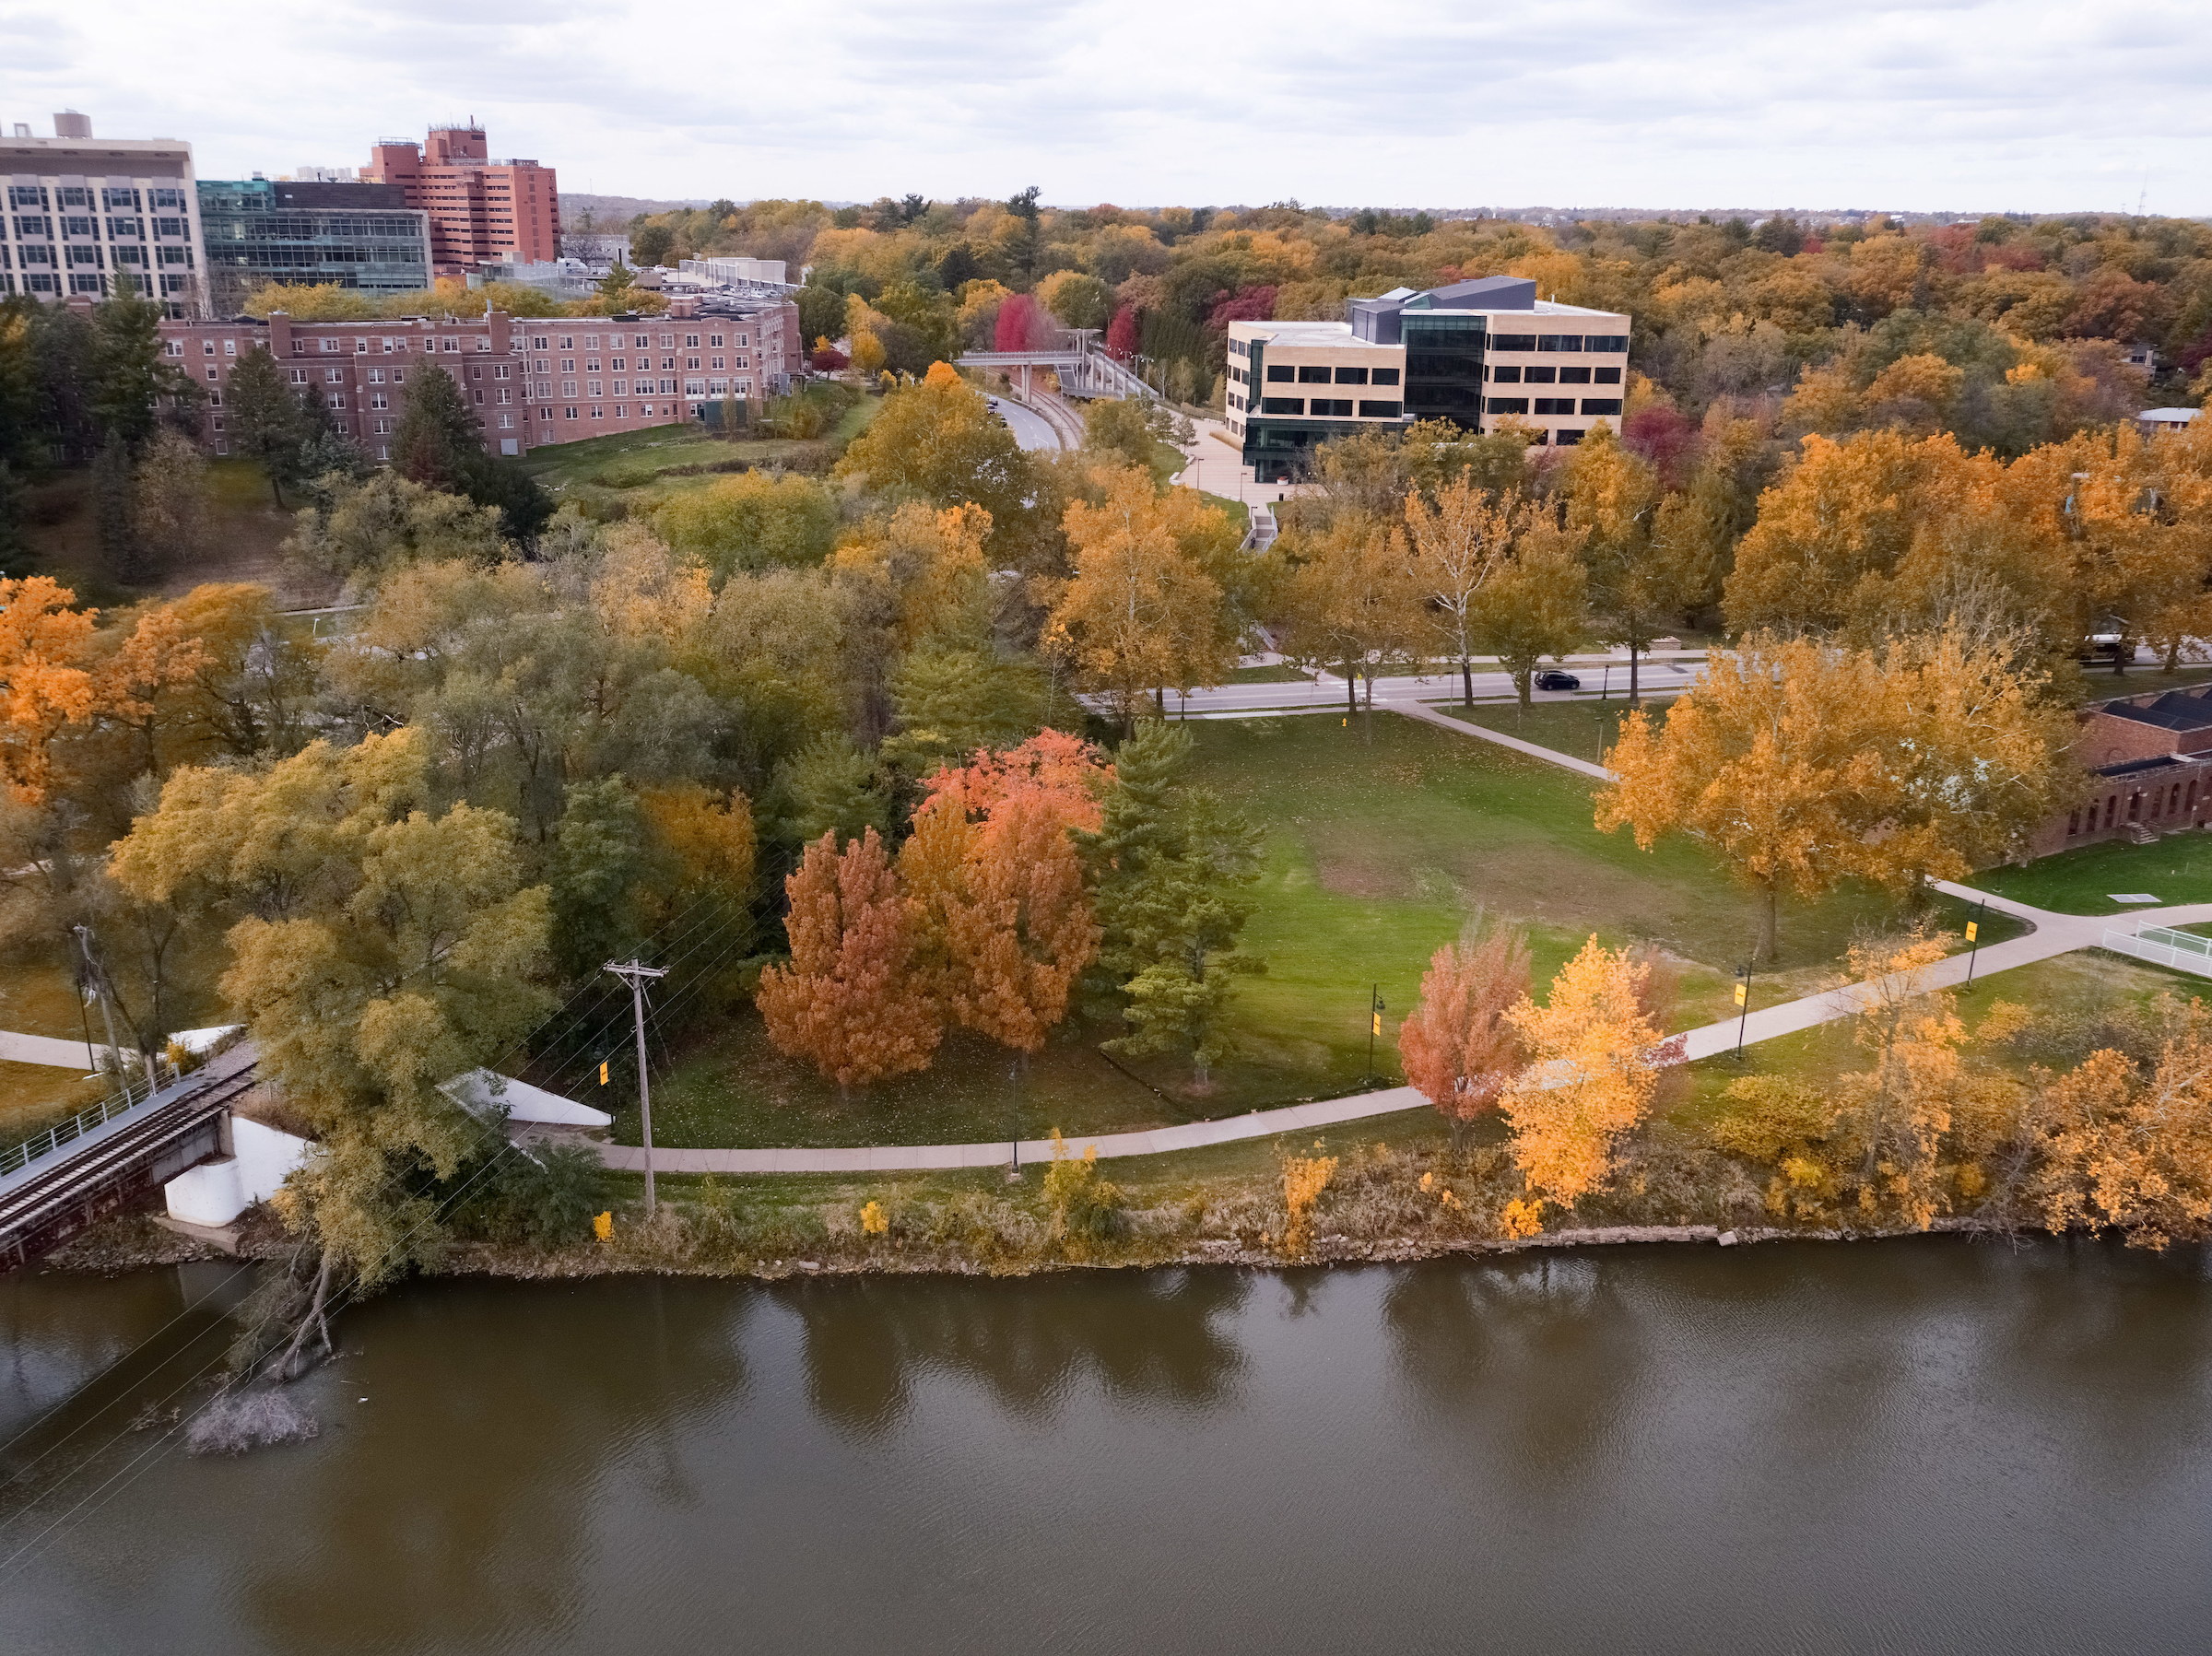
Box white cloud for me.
[2,0,2206,212]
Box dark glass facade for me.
[198,179,430,312]
[1402,314,1486,430]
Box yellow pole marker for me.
[1734,981,1747,1006]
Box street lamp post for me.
[1733,960,1754,1060]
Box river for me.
[4,1239,2211,1654]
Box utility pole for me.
[1733,960,1754,1060]
[605,959,669,1216]
[73,925,131,1098]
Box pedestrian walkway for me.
[0,1029,100,1071]
[593,883,2208,1177]
[1388,698,1617,781]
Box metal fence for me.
[0,1065,171,1180]
[2100,924,2212,978]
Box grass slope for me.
[1975,832,2212,914]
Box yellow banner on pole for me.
[1733,982,1747,1006]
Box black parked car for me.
[1534,670,1582,692]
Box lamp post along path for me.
[606,959,669,1215]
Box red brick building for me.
[2030,686,2212,858]
[158,293,802,460]
[361,125,559,275]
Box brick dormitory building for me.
[153,293,802,460]
[2030,685,2212,858]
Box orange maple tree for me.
[757,828,940,1091]
[0,577,103,804]
[905,731,1110,1055]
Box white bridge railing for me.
[2101,924,2212,977]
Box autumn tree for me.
[2030,1002,2212,1250]
[1404,480,1528,706]
[757,827,940,1091]
[1277,513,1426,719]
[1599,636,1897,961]
[0,576,103,803]
[652,470,840,580]
[834,361,1037,560]
[905,732,1108,1058]
[1397,919,1531,1144]
[1469,522,1590,710]
[1563,428,1708,703]
[1046,467,1239,734]
[286,471,509,584]
[131,428,208,579]
[1501,936,1679,1212]
[110,727,553,1368]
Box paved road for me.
[1154,658,1706,718]
[993,397,1060,452]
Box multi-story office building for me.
[154,292,800,460]
[1,112,206,314]
[1223,276,1631,480]
[196,177,432,313]
[361,124,559,275]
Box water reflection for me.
[796,1267,1250,1436]
[1382,1251,1646,1485]
[238,1278,750,1650]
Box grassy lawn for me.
[1199,492,1251,532]
[1971,832,2212,915]
[519,398,877,504]
[2071,666,2212,705]
[1430,698,1673,764]
[620,714,2015,1153]
[20,460,336,610]
[1226,663,1311,685]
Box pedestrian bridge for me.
[957,348,1154,401]
[2100,923,2212,978]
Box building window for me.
[1486,397,1529,416]
[393,369,406,383]
[325,368,343,383]
[589,406,604,420]
[1524,367,1558,384]
[499,414,513,429]
[289,369,307,384]
[588,380,602,397]
[1260,397,1303,415]
[612,380,627,396]
[1333,366,1368,385]
[1358,400,1402,418]
[685,334,700,348]
[327,394,345,409]
[442,338,458,352]
[1532,398,1576,416]
[710,334,724,347]
[1555,429,1586,446]
[1585,335,1629,352]
[2067,810,2080,836]
[1594,367,1622,384]
[1295,365,1330,384]
[206,366,218,382]
[1371,368,1400,387]
[614,405,626,419]
[686,356,700,370]
[1491,334,1536,352]
[1309,398,1354,417]
[1490,366,1523,383]
[1579,398,1624,416]
[1559,366,1592,384]
[371,393,388,410]
[166,340,183,358]
[565,406,578,419]
[494,364,509,380]
[561,381,577,398]
[1265,365,1294,383]
[1536,335,1584,352]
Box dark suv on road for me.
[1534,670,1581,692]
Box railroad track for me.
[0,1049,260,1269]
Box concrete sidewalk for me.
[590,885,2211,1179]
[0,1029,100,1071]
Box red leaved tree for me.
[1205,286,1277,331]
[1104,306,1139,361]
[994,293,1059,353]
[758,828,940,1092]
[1398,923,1532,1142]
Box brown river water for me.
[4,1237,2211,1654]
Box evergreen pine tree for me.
[1077,722,1264,1085]
[389,363,482,493]
[225,344,306,504]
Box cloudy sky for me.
[5,0,2206,214]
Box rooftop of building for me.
[2097,687,2212,733]
[2094,754,2194,779]
[2138,407,2201,422]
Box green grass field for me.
[618,712,2008,1152]
[518,399,877,505]
[1429,699,1671,763]
[1974,832,2212,914]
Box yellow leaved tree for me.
[1500,937,1681,1215]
